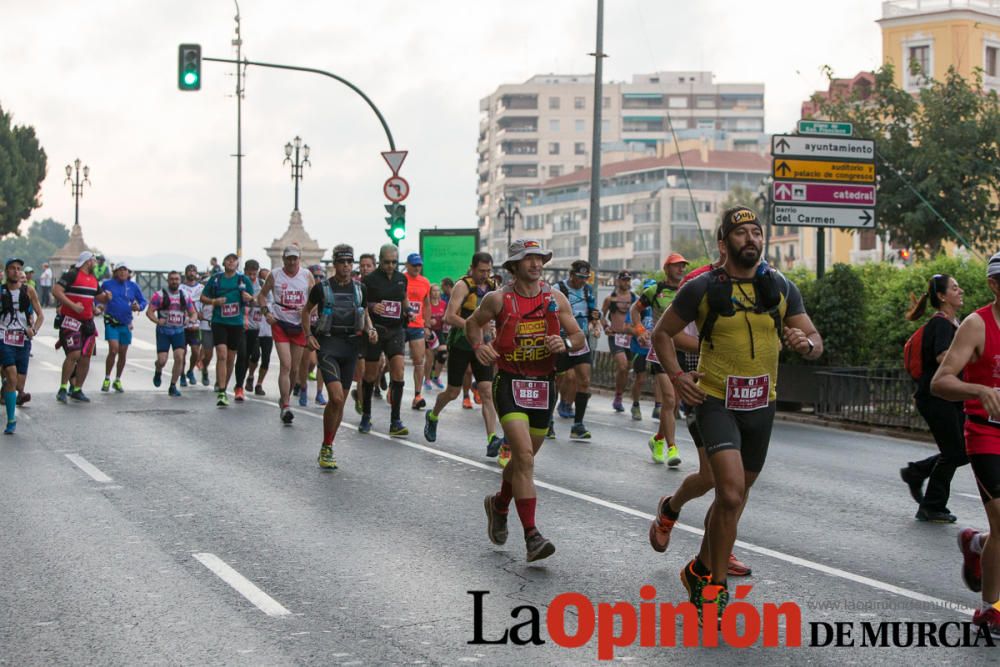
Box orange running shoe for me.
[648,496,676,553]
[727,553,752,577]
[462,396,474,410]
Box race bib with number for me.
[282,290,305,308]
[251,310,263,323]
[409,302,421,315]
[646,344,659,365]
[3,329,25,347]
[568,337,591,358]
[725,374,770,411]
[62,316,82,332]
[614,333,631,349]
[221,302,240,318]
[512,379,550,410]
[381,301,402,319]
[166,311,185,326]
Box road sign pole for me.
[816,228,825,279]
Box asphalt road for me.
[0,312,996,665]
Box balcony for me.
[882,0,1000,18]
[499,94,539,111]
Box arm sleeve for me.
[783,278,805,317]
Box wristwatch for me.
[806,338,815,355]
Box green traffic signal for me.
[178,43,202,91]
[384,203,406,244]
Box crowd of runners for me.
[2,204,998,634]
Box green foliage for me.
[0,103,47,236]
[815,64,1000,255]
[788,257,991,368]
[0,218,70,270]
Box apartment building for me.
[477,71,766,257]
[489,148,770,272]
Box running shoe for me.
[612,396,624,412]
[473,388,482,405]
[648,436,665,463]
[281,407,294,424]
[649,496,676,552]
[318,445,337,470]
[15,392,29,406]
[353,389,363,415]
[484,494,508,545]
[412,394,426,410]
[701,583,729,629]
[546,421,556,439]
[315,392,326,406]
[652,403,661,420]
[298,391,308,407]
[358,414,372,433]
[424,413,438,442]
[168,385,182,398]
[570,423,591,440]
[432,377,444,390]
[234,386,245,402]
[680,560,711,624]
[667,444,681,467]
[153,369,162,387]
[389,420,409,437]
[525,530,555,562]
[423,380,433,392]
[958,528,983,592]
[308,370,317,381]
[3,421,15,435]
[101,379,110,392]
[56,387,68,403]
[201,369,209,386]
[216,392,229,407]
[631,404,642,421]
[557,400,574,419]
[255,385,266,396]
[487,434,504,458]
[244,377,253,392]
[462,396,473,410]
[112,379,124,393]
[972,607,1000,638]
[728,553,752,577]
[179,375,188,388]
[915,508,956,523]
[497,443,511,468]
[69,388,90,403]
[899,465,925,504]
[188,369,198,386]
[292,383,301,397]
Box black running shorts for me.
[969,454,1000,504]
[447,345,494,387]
[493,370,557,437]
[365,325,405,361]
[694,396,776,473]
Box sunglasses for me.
[334,258,353,265]
[381,259,398,264]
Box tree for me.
[0,218,70,270]
[28,218,69,247]
[814,64,1000,256]
[0,103,47,237]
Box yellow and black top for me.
[671,269,804,403]
[447,275,499,350]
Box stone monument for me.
[49,223,92,277]
[264,210,325,269]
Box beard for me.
[727,236,761,270]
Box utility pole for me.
[587,0,606,270]
[233,0,245,260]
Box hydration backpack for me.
[903,313,950,381]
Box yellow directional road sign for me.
[772,159,875,183]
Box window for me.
[552,211,581,233]
[600,204,625,221]
[909,45,929,76]
[549,165,562,177]
[987,45,999,78]
[575,119,586,132]
[551,236,582,259]
[548,142,560,155]
[549,96,560,110]
[634,229,660,252]
[574,96,586,109]
[696,118,716,130]
[574,142,586,155]
[905,42,932,88]
[549,119,560,132]
[668,96,688,108]
[599,231,626,248]
[601,119,610,134]
[603,96,611,109]
[633,200,660,224]
[672,198,697,222]
[524,214,544,230]
[696,96,715,109]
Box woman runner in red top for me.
[931,251,1000,637]
[466,239,584,563]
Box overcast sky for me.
[0,0,882,269]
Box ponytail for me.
[905,273,950,321]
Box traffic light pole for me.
[202,57,396,151]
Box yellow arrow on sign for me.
[772,159,875,183]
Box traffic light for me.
[178,44,202,91]
[385,203,406,244]
[898,248,911,262]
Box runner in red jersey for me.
[468,239,584,562]
[931,251,1000,637]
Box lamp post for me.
[64,159,91,227]
[497,196,522,257]
[756,176,772,261]
[283,136,311,212]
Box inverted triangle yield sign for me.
[381,151,408,175]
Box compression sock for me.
[574,391,590,422]
[389,380,404,421]
[495,480,513,513]
[4,391,15,423]
[515,497,537,534]
[362,380,374,415]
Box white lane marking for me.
[955,492,981,501]
[65,453,113,483]
[127,339,157,351]
[248,397,974,615]
[39,360,63,372]
[33,335,59,346]
[193,552,291,617]
[125,360,156,372]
